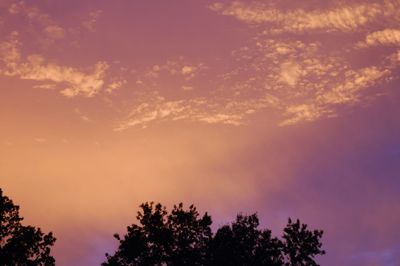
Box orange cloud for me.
[0,32,109,97]
[317,67,390,105]
[359,29,400,47]
[210,1,400,33]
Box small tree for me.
[104,202,325,266]
[0,188,56,266]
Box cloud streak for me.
[210,1,400,33]
[114,94,255,131]
[359,28,400,47]
[0,32,109,97]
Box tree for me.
[104,202,325,266]
[0,188,56,266]
[282,218,325,266]
[167,203,212,266]
[103,202,212,266]
[210,214,283,266]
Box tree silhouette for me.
[210,214,283,266]
[103,202,325,266]
[103,202,212,266]
[0,188,56,266]
[282,218,325,266]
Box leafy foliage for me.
[210,214,284,266]
[103,202,325,266]
[0,189,56,266]
[104,202,212,266]
[282,218,325,266]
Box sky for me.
[0,0,400,265]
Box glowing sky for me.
[1,0,400,265]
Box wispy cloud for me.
[82,10,103,32]
[279,61,301,87]
[280,66,390,126]
[317,66,390,105]
[358,28,400,47]
[113,92,267,130]
[106,79,127,93]
[210,1,400,34]
[74,108,93,123]
[141,57,205,86]
[43,25,65,40]
[205,1,400,126]
[279,104,327,126]
[115,28,397,129]
[8,0,66,44]
[115,97,190,130]
[0,32,109,97]
[2,0,399,129]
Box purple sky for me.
[0,0,399,265]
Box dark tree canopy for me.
[103,202,212,266]
[0,189,56,266]
[103,202,325,266]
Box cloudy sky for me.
[1,0,400,265]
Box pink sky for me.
[1,0,400,265]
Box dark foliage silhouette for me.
[210,213,283,266]
[282,218,325,266]
[103,202,212,266]
[0,188,56,266]
[103,202,325,266]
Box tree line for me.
[1,189,325,265]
